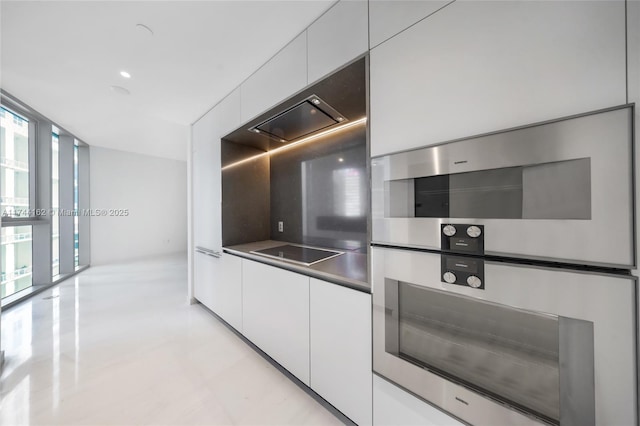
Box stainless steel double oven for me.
[371,105,638,426]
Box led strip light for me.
[222,117,367,171]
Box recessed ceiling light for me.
[136,23,154,36]
[110,85,130,95]
[120,71,131,79]
[338,158,344,162]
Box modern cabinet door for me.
[192,88,241,252]
[214,87,242,140]
[192,114,220,252]
[373,375,464,426]
[307,0,368,84]
[310,278,372,425]
[370,0,627,157]
[193,250,219,311]
[242,259,310,385]
[369,0,450,48]
[240,32,308,123]
[210,253,243,331]
[192,89,241,308]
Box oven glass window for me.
[386,280,562,423]
[410,157,590,219]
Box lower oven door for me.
[372,246,638,426]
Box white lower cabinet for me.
[211,253,243,332]
[194,253,243,332]
[239,259,374,423]
[193,251,218,312]
[310,278,372,425]
[373,375,463,426]
[242,260,310,385]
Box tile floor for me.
[0,255,343,425]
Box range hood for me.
[248,95,348,143]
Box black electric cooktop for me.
[250,244,343,266]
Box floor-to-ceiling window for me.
[73,144,79,268]
[52,130,60,278]
[0,226,33,298]
[1,93,90,305]
[1,106,34,298]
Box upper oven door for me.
[371,246,638,426]
[371,106,634,268]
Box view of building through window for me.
[1,226,33,298]
[1,107,30,217]
[1,97,89,302]
[1,106,33,298]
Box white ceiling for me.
[0,1,336,161]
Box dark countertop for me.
[224,240,370,293]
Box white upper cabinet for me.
[369,0,450,48]
[192,111,220,252]
[191,88,240,251]
[307,0,368,84]
[215,87,242,139]
[370,0,627,157]
[240,32,308,123]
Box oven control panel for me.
[441,255,485,289]
[441,224,484,255]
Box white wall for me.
[90,146,187,265]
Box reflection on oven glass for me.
[387,280,568,424]
[411,158,591,220]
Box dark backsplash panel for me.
[270,125,367,252]
[222,57,368,252]
[221,141,270,246]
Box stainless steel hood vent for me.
[248,95,347,142]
